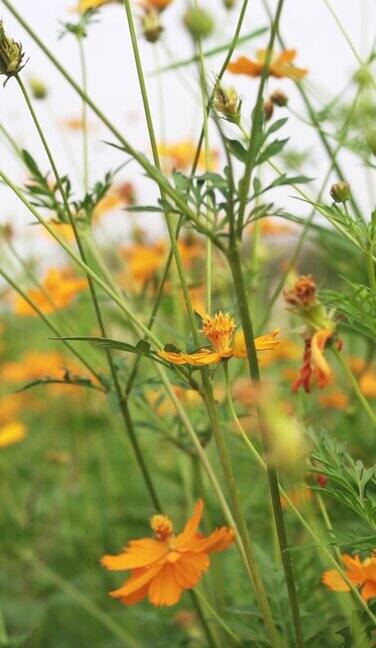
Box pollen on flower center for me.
[201,311,235,354]
[150,514,174,541]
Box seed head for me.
[214,84,241,125]
[0,22,25,80]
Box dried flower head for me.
[0,22,25,80]
[141,9,163,43]
[214,83,241,124]
[284,274,317,309]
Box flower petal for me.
[175,500,204,547]
[101,538,167,570]
[184,350,221,366]
[361,580,376,602]
[148,563,183,607]
[110,564,162,599]
[158,350,189,365]
[189,527,235,553]
[322,569,350,592]
[173,552,210,588]
[232,329,280,358]
[227,56,263,77]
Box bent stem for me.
[228,246,305,648]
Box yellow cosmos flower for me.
[158,311,279,366]
[158,141,218,173]
[0,421,27,449]
[14,268,86,316]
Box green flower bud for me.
[183,6,214,40]
[354,65,373,87]
[29,77,48,100]
[141,9,163,43]
[0,22,25,79]
[330,181,351,203]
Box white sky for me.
[0,0,375,262]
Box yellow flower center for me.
[201,312,235,355]
[150,514,174,541]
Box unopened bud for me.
[141,9,163,43]
[330,181,351,203]
[29,77,48,100]
[315,473,328,487]
[223,0,236,9]
[0,22,25,79]
[184,6,214,40]
[214,84,241,124]
[284,274,317,309]
[263,99,274,122]
[270,89,288,107]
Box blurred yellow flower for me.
[122,241,166,286]
[1,351,80,383]
[359,370,376,399]
[158,141,218,173]
[0,421,27,449]
[14,268,86,316]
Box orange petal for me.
[361,580,376,601]
[227,56,263,77]
[311,329,333,388]
[189,527,235,553]
[184,350,221,366]
[158,350,189,365]
[274,49,297,64]
[173,551,210,588]
[322,569,350,592]
[175,500,204,547]
[232,329,280,358]
[110,564,162,599]
[148,563,183,606]
[101,538,167,570]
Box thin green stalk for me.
[237,0,285,235]
[194,589,242,646]
[261,0,365,223]
[190,590,220,648]
[332,348,376,427]
[77,36,89,192]
[228,247,304,648]
[223,361,376,630]
[14,77,162,513]
[20,551,141,648]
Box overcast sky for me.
[0,0,375,261]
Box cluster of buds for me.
[263,88,288,122]
[284,275,340,393]
[183,6,214,40]
[214,82,242,125]
[0,22,25,81]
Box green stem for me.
[237,0,285,235]
[15,76,161,513]
[332,348,376,427]
[194,589,242,646]
[77,36,89,192]
[228,247,305,648]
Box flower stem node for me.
[183,6,214,40]
[141,9,163,43]
[0,21,25,81]
[330,181,351,203]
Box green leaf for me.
[50,336,153,357]
[226,138,247,163]
[256,138,289,166]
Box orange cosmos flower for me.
[293,329,335,393]
[359,370,376,399]
[75,0,118,13]
[228,49,307,81]
[280,486,312,511]
[158,141,218,173]
[101,499,234,607]
[14,268,86,316]
[323,553,376,602]
[159,311,279,366]
[0,421,27,449]
[140,0,173,11]
[93,182,135,221]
